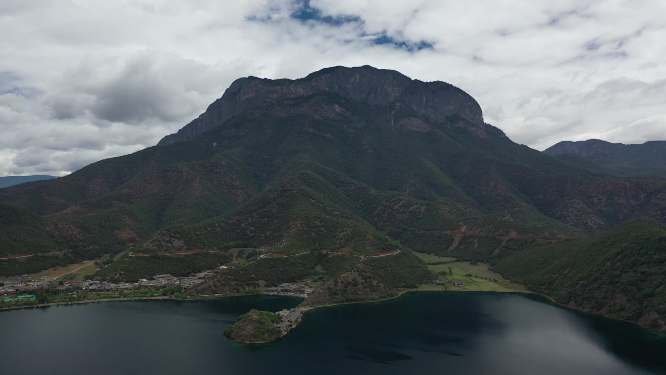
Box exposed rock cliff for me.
[158,65,485,145]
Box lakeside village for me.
[277,308,302,333]
[1,268,317,307]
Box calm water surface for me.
[1,292,665,375]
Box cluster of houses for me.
[1,270,218,299]
[260,283,316,297]
[1,275,55,295]
[136,272,210,289]
[433,279,464,287]
[276,308,302,333]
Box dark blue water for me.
[1,292,664,375]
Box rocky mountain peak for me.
[157,65,484,146]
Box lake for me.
[1,292,665,375]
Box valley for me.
[414,252,528,293]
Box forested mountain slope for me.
[1,66,665,264]
[495,219,666,333]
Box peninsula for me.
[225,308,302,344]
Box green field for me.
[413,252,528,293]
[31,261,99,281]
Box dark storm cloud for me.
[44,51,234,124]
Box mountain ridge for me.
[544,139,666,179]
[544,139,666,163]
[157,65,488,146]
[0,65,664,279]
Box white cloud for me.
[1,0,666,175]
[599,114,666,144]
[44,50,251,124]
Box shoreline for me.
[300,282,535,312]
[300,289,666,336]
[0,292,278,312]
[2,288,663,337]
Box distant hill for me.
[544,139,666,179]
[0,175,56,189]
[494,219,666,333]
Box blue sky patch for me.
[0,71,42,98]
[371,34,434,51]
[290,0,361,26]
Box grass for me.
[412,252,457,264]
[67,263,98,281]
[413,251,528,293]
[31,261,99,281]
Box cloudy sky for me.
[1,0,665,176]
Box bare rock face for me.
[158,65,485,146]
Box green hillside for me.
[1,87,602,259]
[0,203,65,257]
[494,219,666,333]
[224,309,282,344]
[0,65,665,311]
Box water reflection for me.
[473,294,650,375]
[0,293,663,375]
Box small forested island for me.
[224,308,302,344]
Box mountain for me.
[3,65,666,331]
[544,139,666,179]
[158,65,485,146]
[0,175,56,189]
[1,65,666,276]
[494,219,666,333]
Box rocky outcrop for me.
[158,65,485,145]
